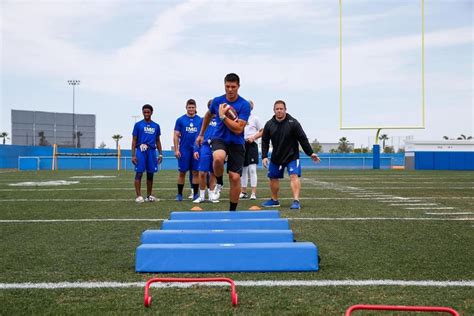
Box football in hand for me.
[224,105,238,121]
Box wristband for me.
[219,115,226,121]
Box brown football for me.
[225,105,238,121]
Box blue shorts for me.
[135,148,158,173]
[178,148,199,173]
[198,143,213,173]
[268,159,301,179]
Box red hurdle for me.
[345,304,459,315]
[143,277,238,307]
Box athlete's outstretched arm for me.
[156,135,163,164]
[131,136,138,165]
[196,110,212,146]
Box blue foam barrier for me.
[161,218,290,230]
[135,242,318,272]
[169,210,280,220]
[140,229,294,244]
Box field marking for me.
[425,212,474,215]
[405,207,455,210]
[289,217,473,221]
[1,280,473,290]
[390,203,437,206]
[1,217,473,224]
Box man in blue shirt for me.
[174,99,202,201]
[131,104,163,203]
[197,73,251,211]
[193,99,219,203]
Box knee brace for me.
[135,172,143,181]
[146,172,154,181]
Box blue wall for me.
[0,145,404,170]
[415,152,474,170]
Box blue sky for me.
[1,0,472,150]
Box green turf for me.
[0,169,473,315]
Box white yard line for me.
[289,217,473,221]
[1,280,473,290]
[425,212,474,215]
[390,203,438,206]
[405,207,455,210]
[1,217,473,224]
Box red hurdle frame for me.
[144,277,238,307]
[345,304,459,315]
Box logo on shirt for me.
[186,122,198,133]
[144,126,155,134]
[210,120,217,127]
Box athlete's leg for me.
[289,174,300,201]
[249,163,258,195]
[135,172,143,197]
[270,178,280,201]
[146,172,154,196]
[240,166,249,194]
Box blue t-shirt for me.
[174,114,202,150]
[132,119,161,149]
[194,115,218,153]
[210,95,251,145]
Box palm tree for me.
[112,134,123,150]
[0,132,8,145]
[379,134,389,149]
[457,134,472,140]
[337,137,352,153]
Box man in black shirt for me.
[261,100,320,209]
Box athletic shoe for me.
[135,196,145,203]
[250,193,257,200]
[261,199,280,207]
[290,200,301,210]
[213,185,222,200]
[145,195,158,202]
[208,191,220,203]
[192,193,199,201]
[239,192,249,199]
[175,194,183,201]
[187,189,194,199]
[193,196,205,203]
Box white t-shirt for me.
[244,114,263,139]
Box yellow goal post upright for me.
[338,0,426,169]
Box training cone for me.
[249,205,261,211]
[190,206,203,211]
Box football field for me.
[0,169,473,314]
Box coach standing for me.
[261,100,320,210]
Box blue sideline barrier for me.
[161,218,290,230]
[169,210,280,220]
[135,242,318,272]
[140,229,294,244]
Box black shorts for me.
[244,142,259,167]
[211,139,245,176]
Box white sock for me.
[200,189,206,199]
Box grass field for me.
[0,169,473,315]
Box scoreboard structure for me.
[11,109,95,148]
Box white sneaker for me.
[239,192,249,199]
[187,189,194,199]
[135,196,144,203]
[145,195,158,202]
[193,196,205,203]
[250,193,257,200]
[208,191,220,203]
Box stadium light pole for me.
[67,80,80,148]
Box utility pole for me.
[67,80,80,148]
